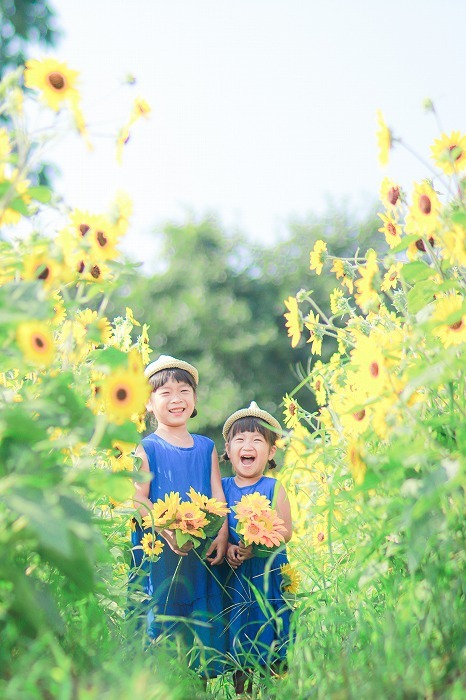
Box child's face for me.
[147,377,196,427]
[227,430,276,482]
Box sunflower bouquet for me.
[141,488,229,557]
[232,492,287,557]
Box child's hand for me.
[205,533,227,566]
[226,543,243,569]
[238,542,253,561]
[160,529,193,556]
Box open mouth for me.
[169,408,185,414]
[240,455,255,466]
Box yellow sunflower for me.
[284,296,302,348]
[350,333,389,396]
[432,294,466,348]
[311,520,328,551]
[16,321,55,366]
[89,214,121,261]
[331,259,354,294]
[380,176,403,211]
[0,174,31,226]
[377,213,403,249]
[130,97,151,124]
[347,441,367,486]
[354,252,381,313]
[69,208,94,241]
[280,562,301,594]
[22,251,62,289]
[283,393,301,429]
[24,58,80,111]
[329,288,345,315]
[51,292,67,325]
[441,224,466,268]
[381,263,403,292]
[108,439,136,472]
[142,492,181,530]
[304,310,323,355]
[140,533,164,559]
[376,110,392,167]
[101,367,151,424]
[430,131,466,175]
[309,239,327,275]
[405,181,441,235]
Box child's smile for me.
[228,430,277,483]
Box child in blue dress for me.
[221,401,293,696]
[130,354,228,676]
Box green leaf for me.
[88,346,129,370]
[451,210,466,229]
[27,185,52,203]
[8,197,30,216]
[401,261,435,284]
[389,234,419,254]
[406,280,435,314]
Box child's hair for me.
[222,416,277,469]
[148,368,198,418]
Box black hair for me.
[147,367,197,418]
[222,416,277,469]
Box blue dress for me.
[129,433,226,674]
[222,475,291,668]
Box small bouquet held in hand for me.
[142,488,229,557]
[233,492,286,557]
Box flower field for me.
[0,60,464,699]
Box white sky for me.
[45,0,465,264]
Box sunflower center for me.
[90,264,101,279]
[79,223,90,237]
[33,334,46,350]
[415,236,434,252]
[353,409,366,422]
[289,402,297,416]
[249,523,260,535]
[47,72,66,91]
[77,261,86,273]
[387,222,397,237]
[419,194,432,215]
[449,320,464,331]
[37,264,50,280]
[369,362,379,378]
[317,532,325,542]
[96,230,108,247]
[116,387,128,402]
[388,186,400,205]
[315,380,321,391]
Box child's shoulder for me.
[192,433,215,449]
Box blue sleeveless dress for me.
[222,475,291,668]
[129,433,226,674]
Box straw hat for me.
[222,401,282,440]
[144,354,199,385]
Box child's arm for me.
[133,445,192,556]
[133,445,153,517]
[205,448,229,565]
[276,484,293,542]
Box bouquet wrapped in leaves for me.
[142,487,229,557]
[232,492,286,557]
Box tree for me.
[0,0,60,78]
[116,207,380,447]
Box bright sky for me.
[47,0,465,264]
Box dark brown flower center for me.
[387,222,397,237]
[317,532,325,542]
[315,380,321,391]
[415,236,435,252]
[33,335,45,349]
[96,230,108,247]
[419,194,432,215]
[90,265,101,279]
[369,362,379,378]
[116,388,128,401]
[47,72,66,91]
[449,320,464,331]
[289,402,297,416]
[388,186,400,205]
[79,224,90,237]
[77,261,86,273]
[353,409,366,422]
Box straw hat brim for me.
[144,355,199,385]
[222,402,281,440]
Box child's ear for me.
[268,444,277,461]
